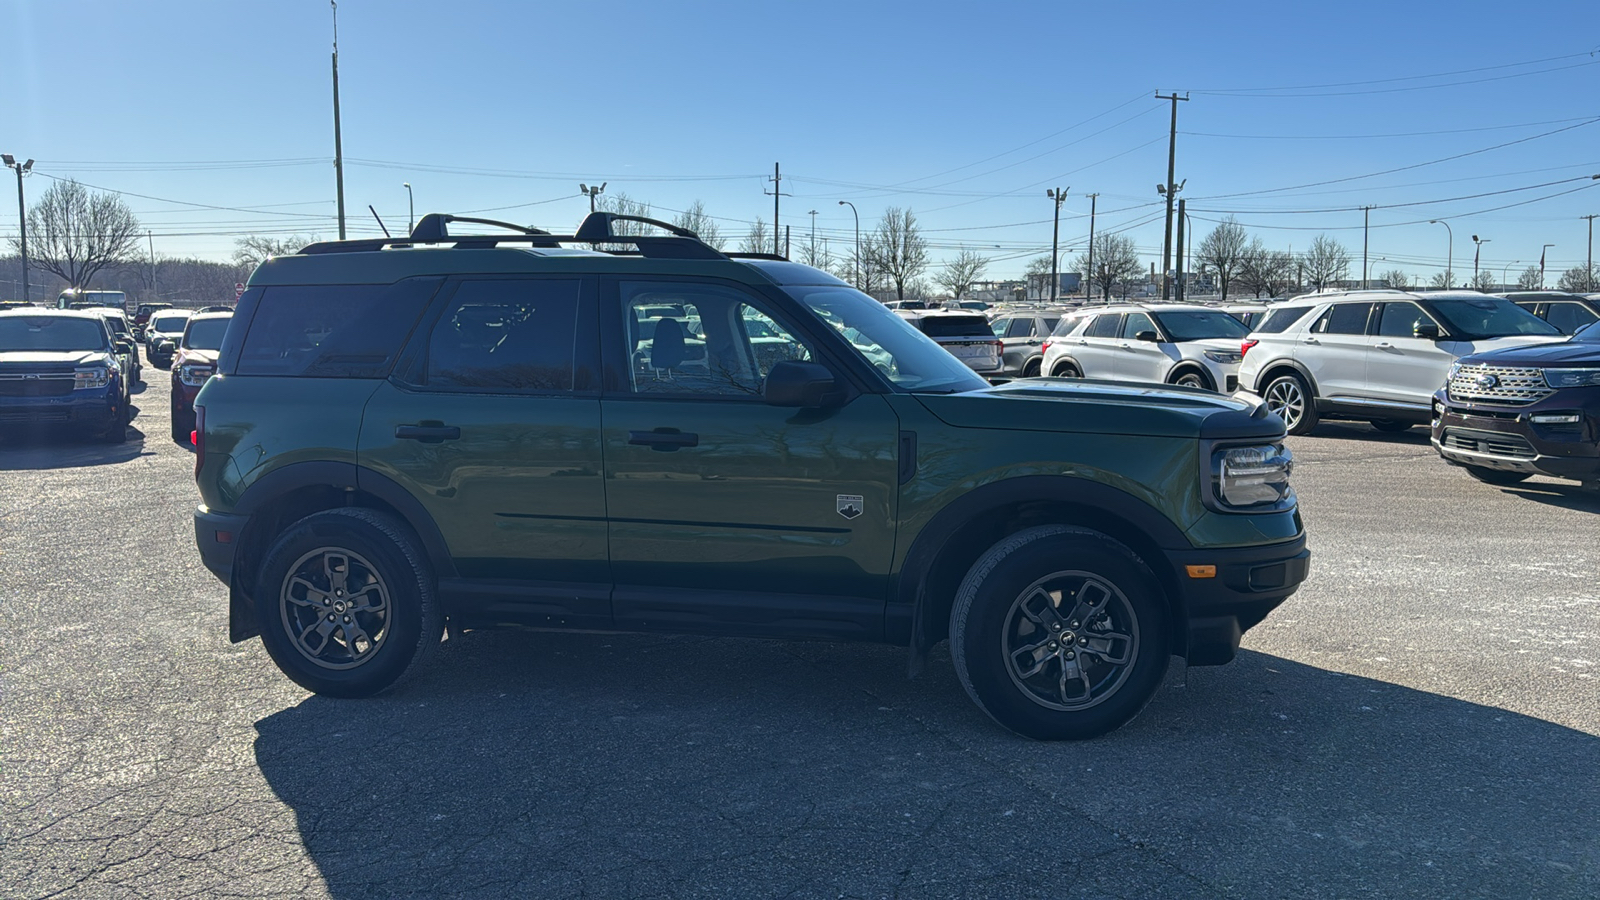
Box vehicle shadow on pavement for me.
[1498,481,1600,513]
[253,636,1598,899]
[0,427,150,469]
[1306,422,1432,445]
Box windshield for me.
[183,317,231,350]
[783,285,988,393]
[1424,298,1559,339]
[1153,311,1251,341]
[0,316,109,352]
[151,315,190,333]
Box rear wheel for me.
[1051,361,1081,378]
[1263,372,1318,435]
[1464,466,1531,486]
[1370,419,1414,433]
[1022,358,1042,378]
[950,526,1170,740]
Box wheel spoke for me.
[1016,586,1065,629]
[299,616,337,655]
[322,553,350,594]
[1064,580,1111,628]
[1057,657,1092,706]
[1081,630,1135,666]
[286,577,326,607]
[1009,636,1056,678]
[345,584,386,614]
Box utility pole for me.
[1046,187,1068,303]
[3,155,32,304]
[1175,198,1186,302]
[147,231,158,300]
[331,1,346,240]
[1084,192,1098,301]
[1155,92,1189,301]
[1360,206,1374,290]
[1585,215,1598,291]
[765,163,789,256]
[784,225,790,259]
[808,209,818,259]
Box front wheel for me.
[1370,419,1414,433]
[1169,369,1211,391]
[1263,373,1319,435]
[256,508,442,697]
[950,526,1170,740]
[1464,466,1531,486]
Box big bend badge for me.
[836,494,864,520]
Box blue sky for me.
[3,0,1598,286]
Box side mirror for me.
[764,361,842,408]
[1413,323,1441,340]
[115,340,133,353]
[1135,330,1159,342]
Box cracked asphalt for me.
[2,376,1596,899]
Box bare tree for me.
[1236,240,1295,298]
[1071,233,1141,301]
[868,207,929,302]
[234,234,325,269]
[1516,265,1543,290]
[1380,269,1411,291]
[1429,270,1456,290]
[1303,234,1351,291]
[14,179,141,289]
[851,234,889,296]
[671,200,724,250]
[1557,264,1599,293]
[933,249,988,301]
[1471,269,1497,291]
[739,217,771,255]
[1197,216,1249,301]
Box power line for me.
[1186,49,1600,97]
[1180,116,1598,141]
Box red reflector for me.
[216,531,233,544]
[190,430,198,446]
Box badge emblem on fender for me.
[836,494,864,520]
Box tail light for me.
[1241,338,1260,357]
[193,405,205,479]
[1042,341,1052,351]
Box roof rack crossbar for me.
[573,211,702,242]
[298,215,728,261]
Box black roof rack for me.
[298,211,730,260]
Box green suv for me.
[192,212,1309,739]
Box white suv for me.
[1040,303,1250,392]
[1237,290,1564,434]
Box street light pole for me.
[1472,235,1490,286]
[148,231,158,300]
[808,209,818,260]
[403,182,414,233]
[1501,260,1519,290]
[1361,206,1374,290]
[3,155,32,304]
[1430,220,1453,289]
[330,1,346,240]
[838,200,860,287]
[1046,187,1068,303]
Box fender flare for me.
[1252,358,1320,397]
[1047,355,1085,376]
[1163,360,1214,390]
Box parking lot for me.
[2,375,1596,899]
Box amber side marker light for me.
[1186,565,1217,579]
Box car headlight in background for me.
[1448,361,1463,381]
[73,366,111,390]
[178,363,215,387]
[1204,349,1244,364]
[1543,368,1600,388]
[1213,444,1294,509]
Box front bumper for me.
[1430,388,1600,482]
[0,393,117,430]
[1168,533,1310,666]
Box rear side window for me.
[919,315,993,338]
[1087,314,1122,338]
[1312,302,1373,335]
[1004,318,1034,338]
[1253,306,1313,334]
[423,279,580,392]
[237,280,438,378]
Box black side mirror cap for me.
[764,361,843,408]
[1135,330,1159,342]
[1413,323,1441,340]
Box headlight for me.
[73,366,111,390]
[1447,361,1462,381]
[179,363,215,387]
[1203,349,1243,364]
[1212,444,1294,509]
[1543,368,1600,388]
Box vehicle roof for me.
[1496,291,1590,300]
[186,311,234,322]
[89,307,128,318]
[150,309,193,318]
[1067,303,1231,315]
[0,308,105,320]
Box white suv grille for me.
[1446,364,1552,406]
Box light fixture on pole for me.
[4,155,34,304]
[403,182,414,233]
[838,200,860,287]
[1046,187,1069,303]
[1539,243,1555,288]
[579,182,606,213]
[1430,220,1453,288]
[1472,234,1490,285]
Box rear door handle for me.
[629,429,699,451]
[1375,341,1394,349]
[395,423,460,442]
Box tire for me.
[1022,358,1042,379]
[1369,419,1413,433]
[1168,368,1211,391]
[1051,361,1081,378]
[950,526,1170,740]
[255,508,443,697]
[1262,372,1319,435]
[172,412,193,444]
[1464,466,1531,486]
[100,401,130,444]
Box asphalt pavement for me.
[2,375,1596,899]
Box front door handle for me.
[395,423,461,442]
[1375,341,1394,349]
[1303,337,1321,345]
[629,428,699,451]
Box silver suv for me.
[1237,290,1564,434]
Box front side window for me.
[782,284,987,394]
[237,279,438,378]
[622,282,812,398]
[1121,312,1157,340]
[423,280,579,392]
[1375,302,1440,338]
[1544,302,1598,334]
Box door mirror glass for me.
[764,361,840,408]
[1135,330,1159,342]
[1413,323,1441,340]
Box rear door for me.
[358,276,611,629]
[1075,313,1123,378]
[1365,301,1455,407]
[1296,302,1373,400]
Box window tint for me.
[1121,312,1156,340]
[1313,302,1373,335]
[919,315,993,338]
[1005,317,1034,338]
[1086,313,1122,338]
[424,280,579,391]
[183,317,232,350]
[990,317,1011,337]
[1544,302,1598,334]
[237,279,438,378]
[1042,317,1060,334]
[1425,297,1559,339]
[623,281,813,398]
[151,314,190,332]
[1152,311,1250,341]
[1375,302,1438,338]
[1253,306,1313,334]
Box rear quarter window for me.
[236,279,439,378]
[1253,306,1314,334]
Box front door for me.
[600,278,900,641]
[1114,310,1173,383]
[358,276,611,628]
[1365,301,1455,408]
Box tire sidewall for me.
[255,510,437,697]
[952,527,1170,740]
[1265,373,1317,435]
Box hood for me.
[1453,335,1564,354]
[1458,339,1600,368]
[916,378,1282,440]
[0,350,107,368]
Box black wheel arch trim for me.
[1256,359,1320,397]
[1165,361,1214,390]
[1049,355,1083,375]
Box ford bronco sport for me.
[192,212,1310,740]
